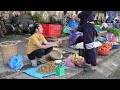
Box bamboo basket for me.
[0,41,19,65]
[49,50,63,60]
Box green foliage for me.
[26,12,32,17]
[95,24,120,39]
[95,25,101,29]
[31,13,61,24]
[104,28,120,39]
[32,13,45,23]
[49,15,62,24]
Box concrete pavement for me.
[0,34,120,79]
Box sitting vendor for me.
[27,23,62,67]
[68,14,83,48]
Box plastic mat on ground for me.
[22,64,69,79]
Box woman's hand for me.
[72,27,78,31]
[56,39,62,46]
[52,43,59,47]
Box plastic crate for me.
[41,24,62,38]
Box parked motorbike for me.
[18,18,35,34]
[0,17,7,37]
[10,15,34,35]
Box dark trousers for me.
[27,47,53,60]
[83,24,97,66]
[74,35,83,45]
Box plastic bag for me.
[75,42,84,49]
[75,41,102,49]
[64,54,75,67]
[63,25,72,34]
[8,55,24,70]
[97,36,107,43]
[106,33,119,42]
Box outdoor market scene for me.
[0,11,120,79]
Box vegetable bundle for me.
[105,28,120,39]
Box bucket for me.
[0,41,19,65]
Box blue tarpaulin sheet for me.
[22,64,69,79]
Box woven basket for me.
[49,50,63,60]
[0,41,19,65]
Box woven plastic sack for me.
[8,55,24,70]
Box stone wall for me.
[0,11,78,24]
[3,11,119,22]
[0,11,80,22]
[0,11,26,20]
[26,11,77,22]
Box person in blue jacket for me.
[68,14,83,48]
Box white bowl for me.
[54,60,62,64]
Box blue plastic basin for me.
[112,45,119,49]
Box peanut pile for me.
[37,61,57,74]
